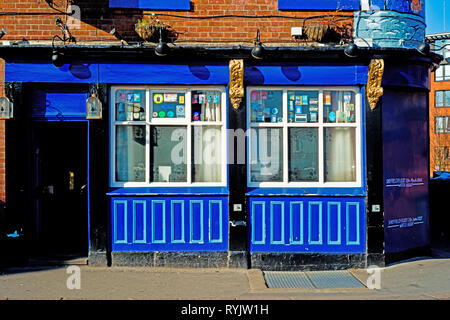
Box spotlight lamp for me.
[0,28,8,40]
[155,28,169,57]
[251,29,264,60]
[51,49,65,68]
[344,42,359,58]
[416,42,430,56]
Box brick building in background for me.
[428,32,450,175]
[0,1,443,269]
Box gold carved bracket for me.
[366,59,385,110]
[229,59,244,110]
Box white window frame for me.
[246,86,362,188]
[110,86,227,188]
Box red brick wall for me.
[429,71,450,175]
[0,0,353,43]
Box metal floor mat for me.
[264,270,365,289]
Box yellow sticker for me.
[179,95,185,104]
[153,94,164,104]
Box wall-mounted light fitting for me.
[155,28,169,57]
[416,42,430,55]
[0,96,13,120]
[0,28,8,40]
[86,92,102,120]
[251,29,264,60]
[344,42,359,58]
[110,28,128,46]
[51,16,76,68]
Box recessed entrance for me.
[29,122,88,261]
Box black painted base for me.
[250,253,368,271]
[385,246,431,265]
[107,251,390,270]
[110,251,248,268]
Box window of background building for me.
[111,87,227,187]
[436,116,450,133]
[436,90,450,107]
[435,40,450,81]
[247,87,361,187]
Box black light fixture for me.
[51,49,65,67]
[344,41,358,58]
[251,29,264,60]
[416,42,430,55]
[155,28,169,57]
[51,17,75,68]
[0,28,7,40]
[110,28,128,46]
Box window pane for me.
[250,128,283,182]
[115,125,146,182]
[436,66,444,81]
[152,92,185,119]
[445,65,450,81]
[436,117,444,133]
[436,91,444,107]
[250,90,283,123]
[446,91,450,107]
[151,126,187,182]
[323,91,356,123]
[287,91,319,123]
[192,126,222,182]
[191,90,221,122]
[288,128,318,182]
[324,128,356,182]
[115,89,146,121]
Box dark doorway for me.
[30,122,88,260]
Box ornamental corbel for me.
[229,59,244,110]
[366,59,385,110]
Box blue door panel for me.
[249,197,366,253]
[111,196,228,251]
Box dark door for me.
[31,122,88,259]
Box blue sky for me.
[426,0,450,34]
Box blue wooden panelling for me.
[111,196,228,251]
[278,0,360,10]
[289,202,304,245]
[249,197,366,253]
[133,200,147,244]
[327,202,342,245]
[244,65,368,86]
[209,200,223,243]
[113,200,128,244]
[109,0,190,10]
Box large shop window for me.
[247,87,361,188]
[111,87,227,187]
[436,116,450,134]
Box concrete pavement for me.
[1,254,450,300]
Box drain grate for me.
[306,271,364,289]
[264,270,365,289]
[264,271,315,289]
